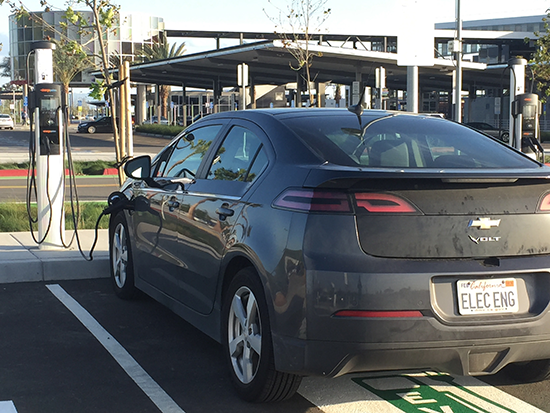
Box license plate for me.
[457,278,519,315]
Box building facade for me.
[8,10,165,84]
[435,15,545,64]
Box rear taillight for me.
[354,193,419,213]
[273,189,351,213]
[538,192,550,212]
[333,310,423,318]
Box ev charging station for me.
[29,41,65,249]
[22,40,130,260]
[512,93,543,159]
[508,58,544,161]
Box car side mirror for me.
[124,155,151,179]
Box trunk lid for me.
[304,167,550,259]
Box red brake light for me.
[538,193,550,212]
[333,310,423,318]
[355,193,418,213]
[273,189,351,212]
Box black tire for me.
[504,359,550,382]
[222,268,302,402]
[109,213,137,299]
[87,125,96,134]
[501,132,509,143]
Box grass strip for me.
[135,124,184,136]
[0,202,109,233]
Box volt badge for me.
[468,217,501,230]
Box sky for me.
[0,0,549,80]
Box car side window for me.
[207,126,268,183]
[159,125,221,178]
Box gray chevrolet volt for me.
[109,108,550,402]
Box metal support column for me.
[136,84,146,125]
[407,66,419,113]
[453,0,463,122]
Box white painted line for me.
[46,284,185,413]
[0,401,17,413]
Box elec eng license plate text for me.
[457,278,518,315]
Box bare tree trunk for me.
[91,0,123,185]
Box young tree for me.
[265,0,331,105]
[0,0,125,182]
[529,11,550,101]
[139,33,186,119]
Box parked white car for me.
[0,114,14,130]
[145,115,169,125]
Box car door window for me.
[207,126,268,183]
[159,125,221,178]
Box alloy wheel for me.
[227,286,262,384]
[112,222,128,289]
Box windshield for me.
[281,114,538,169]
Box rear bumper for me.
[273,332,550,377]
[271,260,550,378]
[269,213,550,377]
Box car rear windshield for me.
[281,113,538,169]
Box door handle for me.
[167,199,180,210]
[216,206,234,221]
[166,197,180,212]
[161,195,180,217]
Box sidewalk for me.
[0,229,109,284]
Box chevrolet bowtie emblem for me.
[468,217,501,230]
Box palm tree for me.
[0,56,10,79]
[139,33,186,118]
[53,39,94,96]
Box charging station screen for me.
[40,98,58,112]
[523,105,536,119]
[39,95,60,155]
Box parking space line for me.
[46,284,185,413]
[0,401,17,413]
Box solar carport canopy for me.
[102,39,493,92]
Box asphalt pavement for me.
[0,123,171,164]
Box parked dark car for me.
[465,122,509,143]
[77,116,114,134]
[109,108,550,402]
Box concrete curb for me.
[0,230,110,284]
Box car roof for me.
[200,108,409,123]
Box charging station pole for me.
[32,41,65,249]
